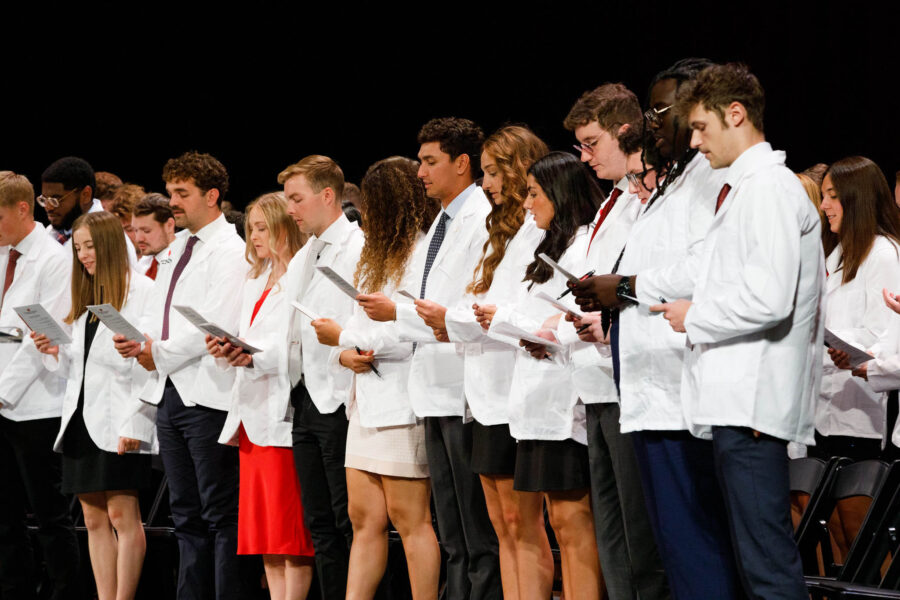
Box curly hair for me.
[417,117,485,179]
[563,83,643,155]
[524,153,603,287]
[162,151,229,204]
[355,157,440,293]
[467,125,548,295]
[675,62,765,132]
[108,183,146,222]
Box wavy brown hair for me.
[354,157,440,293]
[66,212,130,324]
[467,126,548,295]
[244,192,304,283]
[826,156,900,284]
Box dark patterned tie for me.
[161,236,199,340]
[420,212,450,299]
[715,183,732,214]
[53,229,70,244]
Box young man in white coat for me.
[655,63,824,600]
[279,155,363,600]
[114,152,248,600]
[0,171,80,599]
[359,118,501,599]
[560,84,668,600]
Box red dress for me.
[237,288,314,556]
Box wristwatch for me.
[615,276,637,304]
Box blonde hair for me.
[0,171,34,210]
[276,155,345,201]
[244,192,304,282]
[66,212,130,324]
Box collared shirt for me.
[441,184,473,221]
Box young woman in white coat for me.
[206,193,314,600]
[33,211,155,600]
[441,126,554,599]
[820,156,900,461]
[488,152,604,600]
[311,157,442,600]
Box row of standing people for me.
[2,57,900,600]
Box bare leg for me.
[480,475,518,598]
[284,555,314,600]
[383,476,440,600]
[547,489,603,600]
[105,490,145,600]
[264,555,287,600]
[79,492,118,600]
[345,468,389,600]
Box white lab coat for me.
[864,316,900,448]
[817,238,900,439]
[489,225,591,443]
[682,143,825,444]
[48,272,157,453]
[556,181,642,405]
[219,270,293,447]
[617,153,725,432]
[444,214,544,425]
[140,213,248,410]
[283,214,364,415]
[0,226,71,421]
[331,272,417,428]
[395,184,492,418]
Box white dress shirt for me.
[681,142,825,444]
[47,272,157,453]
[617,153,725,432]
[218,269,294,447]
[817,238,900,440]
[0,224,71,421]
[444,214,544,425]
[489,225,591,443]
[395,184,492,418]
[283,214,364,415]
[557,179,642,405]
[139,213,247,410]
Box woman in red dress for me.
[207,192,314,599]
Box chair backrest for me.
[790,457,829,495]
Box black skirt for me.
[471,422,518,476]
[513,438,590,492]
[61,317,151,495]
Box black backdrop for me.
[3,2,898,212]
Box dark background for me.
[3,2,898,211]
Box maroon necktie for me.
[587,188,623,253]
[1,249,20,308]
[161,236,199,340]
[715,183,732,214]
[145,257,159,281]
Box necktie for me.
[420,212,451,299]
[53,229,70,244]
[145,257,159,281]
[587,188,623,254]
[1,249,21,310]
[715,183,732,214]
[161,236,199,340]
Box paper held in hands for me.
[397,290,417,301]
[87,304,146,342]
[315,266,361,300]
[489,320,565,352]
[172,305,263,354]
[13,304,72,345]
[291,301,323,321]
[537,253,579,283]
[824,328,874,369]
[535,291,584,319]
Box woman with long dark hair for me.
[487,151,603,600]
[442,125,553,598]
[33,211,155,600]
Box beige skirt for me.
[344,403,429,479]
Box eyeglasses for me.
[572,138,601,155]
[626,168,656,191]
[36,187,80,209]
[643,104,673,128]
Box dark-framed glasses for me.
[36,187,79,209]
[644,105,673,127]
[626,168,656,190]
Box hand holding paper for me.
[14,304,71,346]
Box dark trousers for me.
[424,416,501,600]
[290,383,352,600]
[586,403,669,600]
[0,415,79,600]
[712,426,807,600]
[631,430,743,600]
[156,383,242,600]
